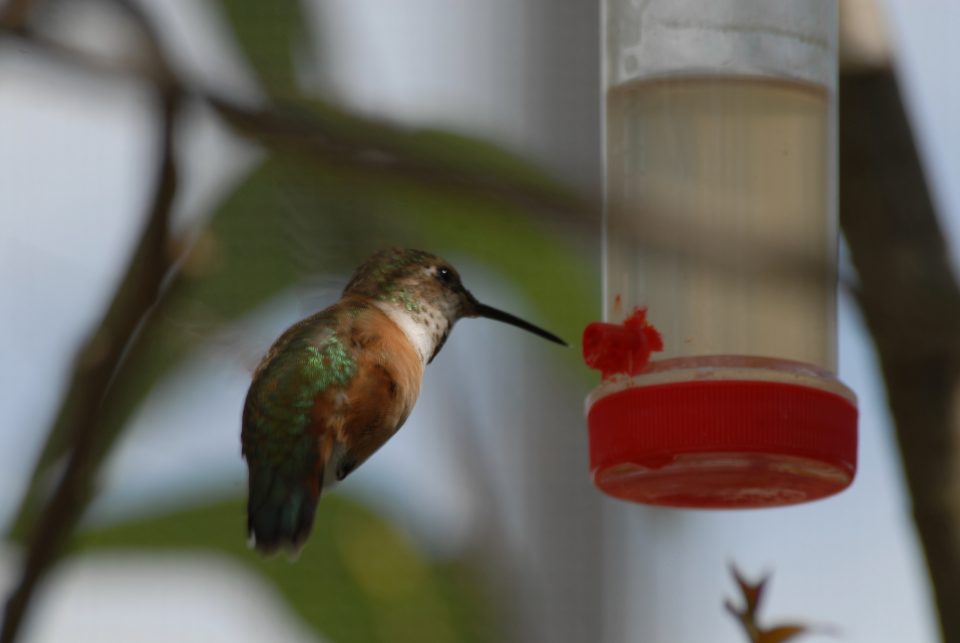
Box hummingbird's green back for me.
[241,308,357,553]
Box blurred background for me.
[0,0,958,641]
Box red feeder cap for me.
[587,380,858,508]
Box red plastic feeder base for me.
[587,380,858,508]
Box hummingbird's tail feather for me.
[247,466,321,556]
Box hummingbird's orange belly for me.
[309,301,424,482]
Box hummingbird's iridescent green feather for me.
[241,308,357,553]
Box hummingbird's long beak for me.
[470,299,567,346]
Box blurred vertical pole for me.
[432,1,604,641]
[512,2,605,643]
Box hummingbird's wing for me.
[241,309,349,554]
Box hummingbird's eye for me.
[436,266,456,285]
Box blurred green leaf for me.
[75,495,491,643]
[215,0,308,98]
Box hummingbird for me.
[241,247,566,554]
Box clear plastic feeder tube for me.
[589,0,857,508]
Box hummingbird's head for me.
[344,248,566,363]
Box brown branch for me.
[840,67,960,643]
[0,77,182,643]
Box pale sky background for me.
[1,1,959,642]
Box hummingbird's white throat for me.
[374,299,451,365]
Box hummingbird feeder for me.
[585,0,857,508]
